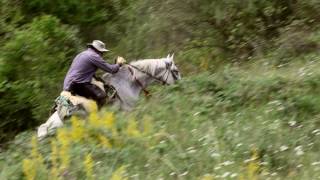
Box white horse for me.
[37,54,181,139]
[103,54,181,110]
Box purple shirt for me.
[63,48,119,90]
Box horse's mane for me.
[129,58,168,76]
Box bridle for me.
[127,62,177,96]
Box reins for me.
[127,64,170,85]
[126,63,170,97]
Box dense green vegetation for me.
[2,60,320,179]
[1,0,320,179]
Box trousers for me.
[69,82,107,108]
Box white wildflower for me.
[230,173,238,178]
[221,172,230,178]
[169,172,176,176]
[268,100,281,105]
[261,171,270,176]
[130,174,139,178]
[259,162,268,166]
[178,171,188,177]
[214,166,221,170]
[280,145,289,152]
[187,149,197,154]
[186,147,195,151]
[221,161,234,166]
[312,129,320,134]
[277,106,285,111]
[271,172,278,176]
[198,135,209,142]
[299,72,306,77]
[202,142,208,146]
[288,121,296,127]
[297,164,303,168]
[311,162,320,166]
[294,146,304,156]
[243,127,250,131]
[193,112,200,116]
[210,153,221,158]
[236,143,243,147]
[244,156,258,163]
[265,109,273,114]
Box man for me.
[63,40,126,107]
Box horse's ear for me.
[167,54,170,59]
[170,53,174,60]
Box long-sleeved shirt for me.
[63,48,120,90]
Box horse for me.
[103,54,181,111]
[37,54,181,139]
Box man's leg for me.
[70,82,107,108]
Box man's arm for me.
[90,55,120,74]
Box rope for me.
[127,64,170,85]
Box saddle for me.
[51,77,117,119]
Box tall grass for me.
[1,59,320,179]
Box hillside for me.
[1,59,320,179]
[2,1,320,178]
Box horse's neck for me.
[130,59,165,87]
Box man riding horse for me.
[38,47,181,139]
[63,40,126,107]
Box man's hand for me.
[116,56,126,65]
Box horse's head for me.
[163,53,181,85]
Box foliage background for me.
[1,0,320,179]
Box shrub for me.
[0,15,81,142]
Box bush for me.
[0,15,81,142]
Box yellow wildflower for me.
[239,174,245,180]
[112,127,123,148]
[89,111,100,128]
[50,140,59,179]
[199,174,214,180]
[22,158,36,180]
[98,135,112,149]
[111,166,128,180]
[101,112,115,129]
[84,154,94,180]
[31,135,43,164]
[70,116,86,141]
[88,101,98,113]
[247,148,259,180]
[22,136,45,180]
[142,116,153,135]
[112,127,119,137]
[57,128,70,170]
[200,58,209,71]
[126,119,141,137]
